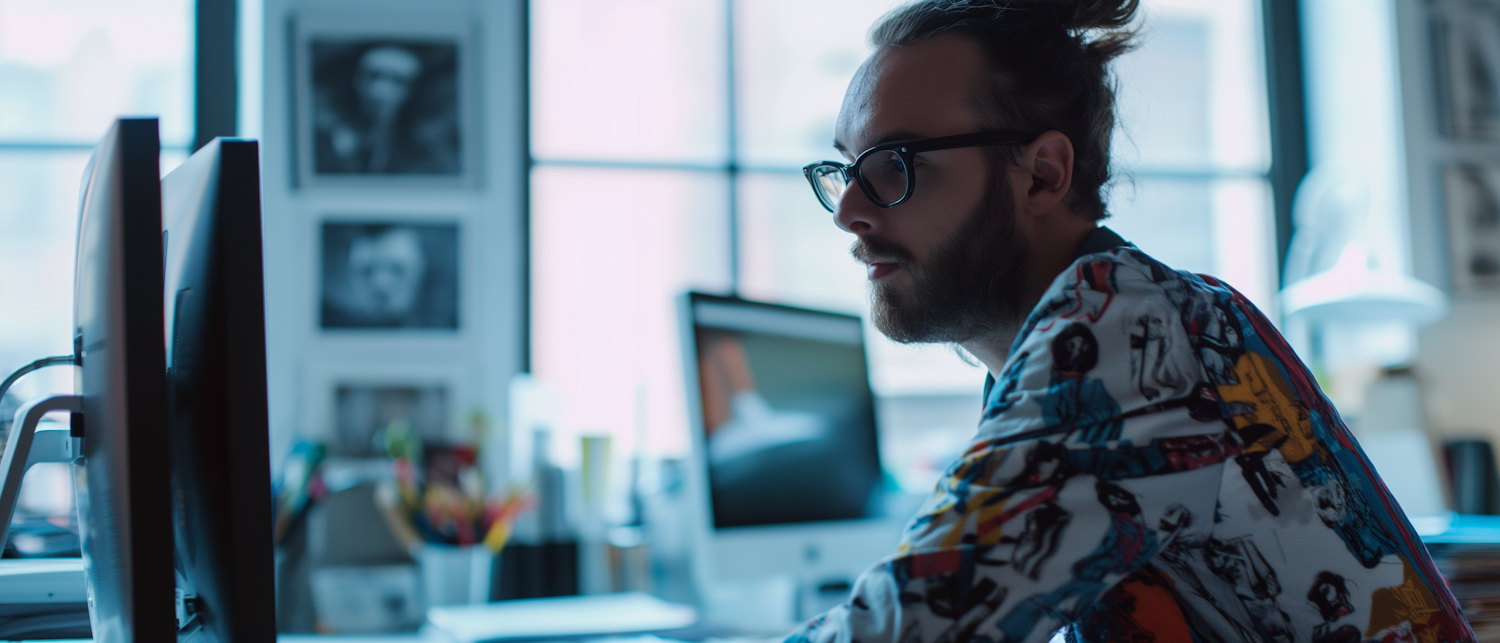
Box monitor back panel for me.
[162,138,275,642]
[72,117,177,642]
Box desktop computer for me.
[677,292,906,625]
[0,118,275,641]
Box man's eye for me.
[880,155,906,174]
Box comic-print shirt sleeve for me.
[786,250,1235,643]
[787,247,1477,643]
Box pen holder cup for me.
[419,544,496,607]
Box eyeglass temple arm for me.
[900,131,1038,153]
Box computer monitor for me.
[72,117,178,640]
[58,120,276,642]
[678,292,901,615]
[160,137,276,641]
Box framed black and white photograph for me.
[321,220,460,330]
[302,361,469,459]
[1444,163,1500,294]
[331,382,450,457]
[293,11,480,187]
[1434,1,1500,139]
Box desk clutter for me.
[273,436,538,633]
[269,403,678,635]
[1419,515,1500,643]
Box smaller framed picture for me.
[1434,1,1500,140]
[332,382,449,457]
[321,220,460,330]
[1444,163,1500,295]
[293,10,479,187]
[303,361,469,458]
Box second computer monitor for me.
[680,292,895,586]
[161,137,276,642]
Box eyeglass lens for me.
[810,165,848,210]
[809,151,911,210]
[859,150,908,206]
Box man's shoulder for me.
[1019,246,1233,334]
[983,246,1260,428]
[1070,245,1197,288]
[978,248,1236,428]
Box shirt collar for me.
[1074,226,1131,258]
[979,225,1132,407]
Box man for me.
[791,2,1474,642]
[323,224,455,329]
[314,44,461,175]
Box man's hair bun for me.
[1046,0,1141,33]
[871,0,1141,64]
[1031,0,1141,62]
[868,0,1143,221]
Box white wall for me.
[1391,0,1500,442]
[251,0,527,478]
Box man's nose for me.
[833,181,881,234]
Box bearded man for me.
[791,2,1474,642]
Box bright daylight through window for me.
[0,0,193,544]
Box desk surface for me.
[22,635,784,643]
[13,632,442,642]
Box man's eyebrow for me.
[870,130,926,147]
[832,130,929,155]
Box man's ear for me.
[1018,131,1074,217]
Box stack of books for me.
[1417,514,1500,642]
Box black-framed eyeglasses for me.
[801,131,1037,212]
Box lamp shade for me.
[1280,241,1448,325]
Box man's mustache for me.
[851,238,915,266]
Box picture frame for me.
[304,361,469,458]
[291,9,481,188]
[1443,162,1500,295]
[319,218,461,331]
[1433,0,1500,140]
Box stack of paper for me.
[424,592,697,643]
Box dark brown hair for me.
[870,0,1140,220]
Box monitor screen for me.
[683,293,883,530]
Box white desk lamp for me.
[1281,239,1448,324]
[1280,167,1448,326]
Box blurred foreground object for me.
[1418,515,1500,643]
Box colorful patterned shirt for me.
[787,228,1474,643]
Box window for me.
[0,0,194,526]
[1109,0,1277,309]
[530,0,1276,488]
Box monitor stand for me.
[699,575,799,632]
[0,395,83,549]
[799,575,856,621]
[0,395,89,639]
[699,571,860,632]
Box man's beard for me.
[857,176,1034,344]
